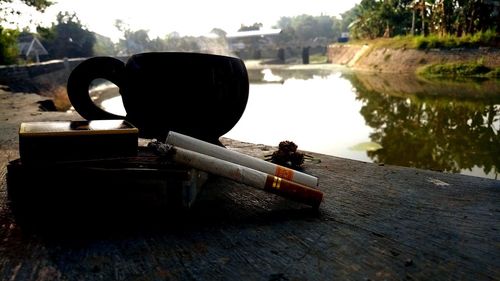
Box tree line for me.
[347,0,500,39]
[1,0,499,65]
[0,0,355,64]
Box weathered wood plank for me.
[0,135,499,281]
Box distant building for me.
[226,29,282,59]
[18,34,48,63]
[226,29,282,39]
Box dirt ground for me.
[0,88,82,167]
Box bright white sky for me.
[8,0,360,42]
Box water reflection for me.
[346,72,500,179]
[225,67,374,164]
[97,66,500,179]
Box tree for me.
[0,26,19,64]
[238,23,263,32]
[292,15,318,42]
[114,19,154,55]
[318,15,341,40]
[148,36,166,52]
[93,33,116,56]
[276,15,342,47]
[343,0,500,39]
[210,28,227,38]
[121,29,151,54]
[348,0,385,39]
[0,0,52,64]
[454,0,500,35]
[340,5,359,32]
[38,12,96,59]
[1,0,52,24]
[115,21,150,55]
[1,0,52,11]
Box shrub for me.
[486,67,500,78]
[413,29,498,50]
[42,86,72,111]
[413,35,427,49]
[418,62,492,77]
[0,28,20,65]
[309,54,327,64]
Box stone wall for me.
[327,44,364,65]
[0,58,87,94]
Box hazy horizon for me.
[6,0,360,42]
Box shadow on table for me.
[6,173,321,240]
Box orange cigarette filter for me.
[264,175,323,208]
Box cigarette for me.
[165,131,319,188]
[165,144,323,208]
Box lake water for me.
[95,65,500,180]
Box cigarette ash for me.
[147,140,175,158]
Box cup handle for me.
[67,56,125,120]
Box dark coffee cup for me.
[67,52,249,142]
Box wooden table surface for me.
[0,132,498,281]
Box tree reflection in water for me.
[346,72,500,179]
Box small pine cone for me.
[290,152,305,168]
[278,141,298,154]
[271,150,289,166]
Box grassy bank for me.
[417,61,500,78]
[331,31,500,76]
[350,29,498,50]
[413,30,498,49]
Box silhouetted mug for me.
[67,52,249,142]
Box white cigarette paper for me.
[166,131,319,187]
[172,145,266,189]
[168,145,323,207]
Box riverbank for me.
[327,42,500,74]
